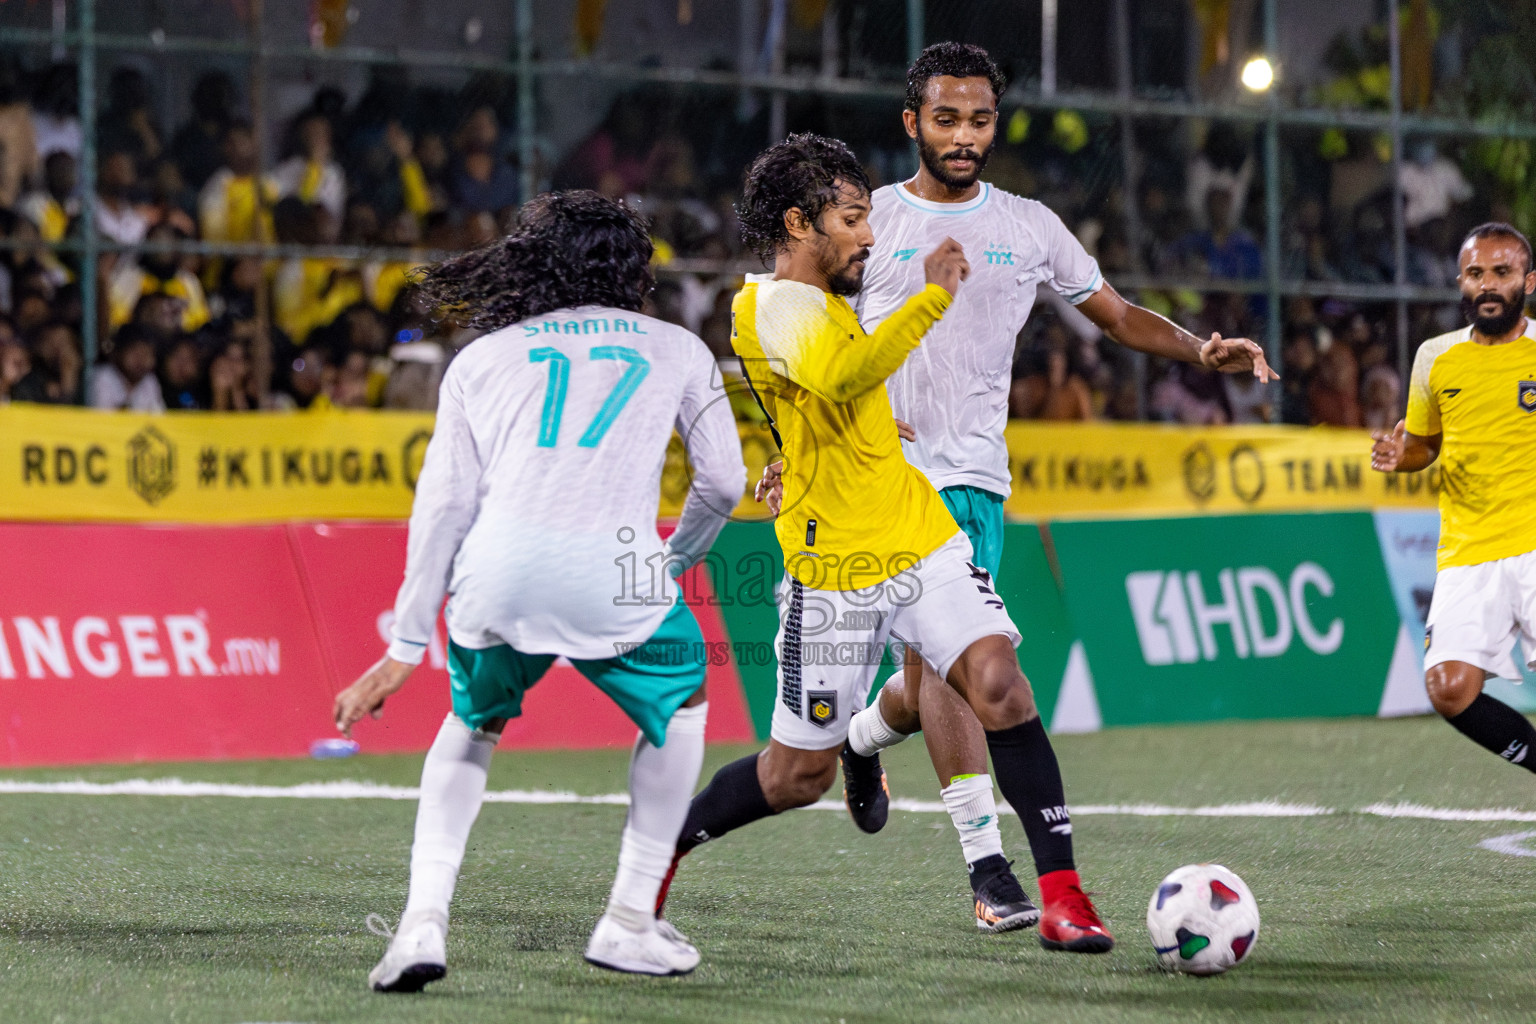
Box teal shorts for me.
[940,485,1005,579]
[446,601,706,747]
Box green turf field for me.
[3,714,1535,1023]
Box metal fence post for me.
[1388,0,1410,391]
[1041,0,1057,97]
[1262,0,1283,390]
[249,0,272,404]
[77,0,97,373]
[1111,0,1147,418]
[516,0,536,202]
[906,0,923,64]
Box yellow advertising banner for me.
[0,405,435,522]
[0,405,784,524]
[1000,421,1438,518]
[0,407,1433,523]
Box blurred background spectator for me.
[0,2,1525,430]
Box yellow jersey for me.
[732,275,959,589]
[1406,323,1536,569]
[106,267,211,333]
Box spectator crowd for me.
[0,53,1509,430]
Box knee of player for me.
[965,662,1037,729]
[1425,662,1483,718]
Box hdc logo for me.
[1125,563,1344,665]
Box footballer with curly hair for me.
[652,130,1118,951]
[335,190,746,985]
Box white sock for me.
[848,683,910,757]
[401,713,498,931]
[940,774,1004,867]
[607,702,708,929]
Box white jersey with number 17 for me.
[856,182,1103,497]
[387,305,746,664]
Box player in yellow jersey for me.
[1372,222,1536,777]
[658,133,1113,952]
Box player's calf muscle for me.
[879,676,923,733]
[758,742,840,811]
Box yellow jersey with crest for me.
[732,275,960,589]
[1406,324,1536,569]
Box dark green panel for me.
[702,523,785,740]
[994,523,1077,723]
[1049,513,1398,725]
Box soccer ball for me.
[1146,863,1259,975]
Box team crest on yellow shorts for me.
[807,690,837,728]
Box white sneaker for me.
[654,917,697,953]
[584,912,701,976]
[368,911,448,993]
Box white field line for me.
[1359,801,1536,823]
[0,779,1531,822]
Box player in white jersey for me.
[333,192,747,986]
[822,43,1277,938]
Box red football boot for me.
[1036,869,1114,953]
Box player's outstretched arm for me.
[759,242,963,405]
[334,655,414,736]
[1370,419,1441,473]
[1078,283,1277,381]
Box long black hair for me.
[414,190,654,331]
[737,132,870,262]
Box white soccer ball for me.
[1146,863,1259,975]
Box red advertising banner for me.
[0,522,754,767]
[0,523,333,765]
[288,521,755,753]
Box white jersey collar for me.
[892,179,992,215]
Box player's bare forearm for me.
[1393,440,1438,472]
[1080,285,1200,362]
[1079,284,1276,380]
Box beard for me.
[817,235,869,296]
[1461,289,1527,336]
[916,123,993,190]
[828,259,866,296]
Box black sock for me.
[985,718,1075,877]
[676,752,775,853]
[1447,693,1536,773]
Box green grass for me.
[3,715,1536,1023]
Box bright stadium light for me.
[1241,56,1275,92]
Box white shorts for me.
[1426,550,1536,679]
[769,532,1021,750]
